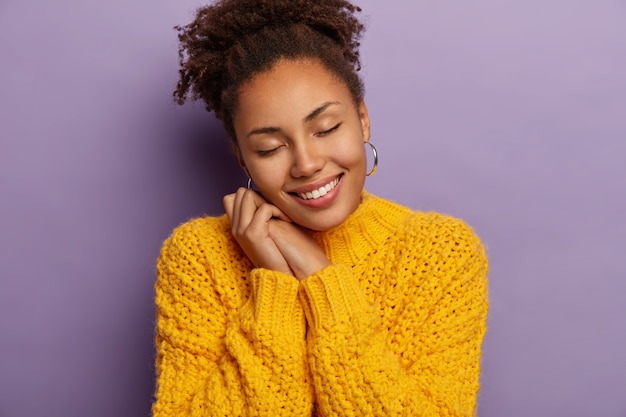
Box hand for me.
[223,188,331,280]
[269,220,331,280]
[224,188,293,276]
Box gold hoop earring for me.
[365,141,378,177]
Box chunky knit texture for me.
[152,192,489,417]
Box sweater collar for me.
[310,191,411,265]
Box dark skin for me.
[223,59,371,280]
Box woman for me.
[152,0,489,416]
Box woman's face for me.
[233,58,370,232]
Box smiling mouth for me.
[295,176,341,200]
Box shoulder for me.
[367,193,479,234]
[369,194,488,271]
[407,211,485,254]
[155,214,251,305]
[158,214,241,266]
[382,205,489,310]
[162,214,229,247]
[405,212,488,292]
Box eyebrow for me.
[303,101,340,123]
[246,101,341,138]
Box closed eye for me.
[257,146,282,156]
[316,123,342,137]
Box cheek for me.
[247,158,289,192]
[333,138,367,168]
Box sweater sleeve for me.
[299,216,489,417]
[152,220,314,417]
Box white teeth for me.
[298,178,339,200]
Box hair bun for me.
[187,0,363,56]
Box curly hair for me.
[173,0,366,143]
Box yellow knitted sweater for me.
[152,192,488,417]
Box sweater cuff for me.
[299,264,370,331]
[247,268,304,340]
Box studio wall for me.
[1,1,625,416]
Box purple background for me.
[1,1,625,416]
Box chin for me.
[294,209,351,232]
[278,184,363,231]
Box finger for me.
[246,188,268,205]
[246,202,290,235]
[271,207,293,223]
[237,189,264,234]
[245,191,292,223]
[231,187,248,233]
[223,193,235,220]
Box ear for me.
[358,101,371,142]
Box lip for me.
[288,174,343,209]
[288,174,343,195]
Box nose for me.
[290,141,325,178]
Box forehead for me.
[235,59,353,124]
